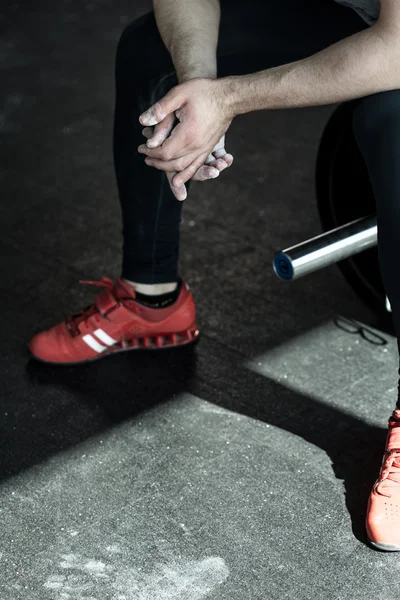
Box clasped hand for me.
[137,78,234,201]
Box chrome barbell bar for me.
[273,215,377,281]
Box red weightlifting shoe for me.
[366,409,400,551]
[29,277,199,365]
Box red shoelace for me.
[374,449,400,497]
[66,277,115,337]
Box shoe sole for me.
[368,539,400,552]
[31,327,200,366]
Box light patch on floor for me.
[245,317,397,426]
[42,550,229,600]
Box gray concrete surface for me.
[1,1,399,599]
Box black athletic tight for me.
[114,0,400,395]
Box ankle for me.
[123,279,178,296]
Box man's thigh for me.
[120,0,368,82]
[217,0,368,77]
[117,0,369,111]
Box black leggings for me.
[114,0,400,341]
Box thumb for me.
[139,87,185,127]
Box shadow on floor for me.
[21,331,387,547]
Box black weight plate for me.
[315,103,386,316]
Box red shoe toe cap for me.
[29,323,76,364]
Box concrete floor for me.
[1,1,399,599]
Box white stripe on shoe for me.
[93,329,118,346]
[82,334,107,353]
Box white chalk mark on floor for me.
[43,550,229,600]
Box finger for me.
[139,86,186,127]
[138,121,190,160]
[207,153,234,168]
[166,171,187,202]
[213,146,228,159]
[209,153,234,168]
[207,157,230,173]
[192,165,221,182]
[141,116,175,146]
[142,127,153,139]
[222,153,234,166]
[144,151,195,173]
[145,151,233,181]
[146,114,176,149]
[205,152,215,165]
[192,155,232,182]
[172,152,211,187]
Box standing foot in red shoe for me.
[29,277,199,365]
[366,409,400,551]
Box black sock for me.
[135,278,182,309]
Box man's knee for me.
[118,12,152,50]
[115,12,156,76]
[115,10,172,88]
[353,89,400,141]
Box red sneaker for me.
[366,409,400,551]
[29,277,199,365]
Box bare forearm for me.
[153,0,220,83]
[224,25,400,115]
